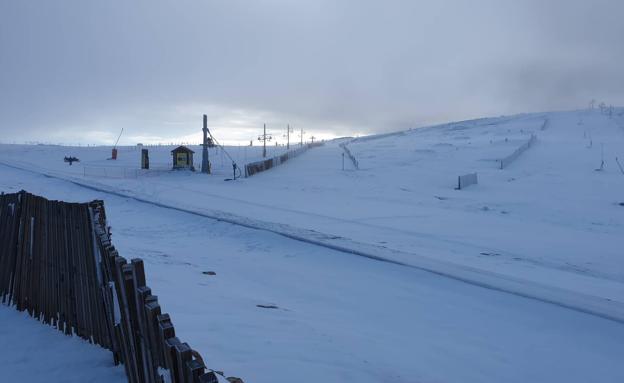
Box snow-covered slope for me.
[2,109,624,381]
[1,109,622,320]
[2,161,624,383]
[0,305,125,382]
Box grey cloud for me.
[1,0,623,144]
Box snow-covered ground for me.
[0,304,126,383]
[1,108,624,382]
[1,109,622,316]
[0,141,290,179]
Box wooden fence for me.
[245,141,324,177]
[0,191,221,383]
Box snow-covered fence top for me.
[499,134,537,169]
[0,191,226,383]
[245,141,324,177]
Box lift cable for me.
[207,131,243,179]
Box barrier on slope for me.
[339,143,359,170]
[456,173,478,190]
[244,142,324,177]
[499,134,537,169]
[0,191,225,383]
[84,166,139,179]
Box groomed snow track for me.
[2,160,623,324]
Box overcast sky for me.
[1,0,623,145]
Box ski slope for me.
[1,108,624,381]
[1,158,624,383]
[1,109,622,320]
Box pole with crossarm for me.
[258,124,272,158]
[284,124,293,150]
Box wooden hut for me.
[171,146,195,170]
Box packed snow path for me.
[2,151,624,382]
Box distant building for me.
[171,146,195,170]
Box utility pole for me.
[310,136,316,144]
[599,102,606,113]
[201,114,211,174]
[284,124,293,150]
[258,123,272,158]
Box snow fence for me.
[84,166,139,179]
[0,191,226,383]
[244,141,324,177]
[339,142,359,170]
[499,134,537,169]
[456,172,478,189]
